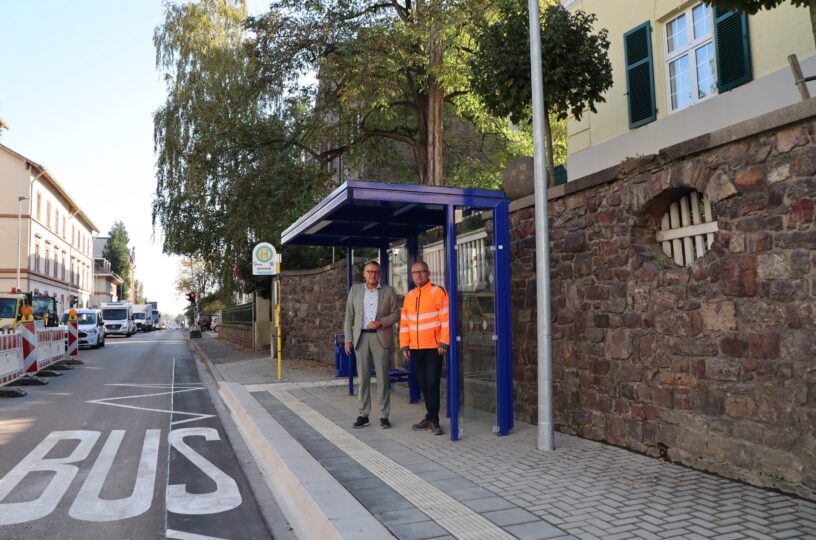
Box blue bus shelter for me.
[281,181,513,440]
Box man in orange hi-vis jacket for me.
[400,261,449,436]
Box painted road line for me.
[86,383,215,425]
[166,529,229,540]
[271,388,514,540]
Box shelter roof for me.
[281,180,507,248]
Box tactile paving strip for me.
[272,389,515,540]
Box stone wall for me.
[281,261,348,362]
[509,100,816,500]
[218,324,253,350]
[277,100,816,500]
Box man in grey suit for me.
[344,260,400,429]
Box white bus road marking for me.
[0,428,243,525]
[68,429,161,522]
[167,428,242,515]
[86,383,215,426]
[166,529,229,540]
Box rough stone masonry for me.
[508,100,816,500]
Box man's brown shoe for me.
[428,421,444,436]
[412,418,429,431]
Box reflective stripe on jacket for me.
[399,282,449,350]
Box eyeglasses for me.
[364,270,380,274]
[411,270,428,275]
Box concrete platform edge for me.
[218,380,394,540]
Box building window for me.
[35,241,41,272]
[36,193,42,220]
[46,201,52,229]
[665,3,716,112]
[63,217,67,239]
[655,191,718,266]
[56,209,60,235]
[46,244,52,276]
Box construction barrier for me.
[23,323,66,374]
[67,320,78,357]
[0,333,24,386]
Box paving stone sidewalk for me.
[194,335,816,540]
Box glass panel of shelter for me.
[385,208,498,428]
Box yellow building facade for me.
[565,0,816,180]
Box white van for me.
[61,308,106,348]
[132,304,155,332]
[101,301,135,337]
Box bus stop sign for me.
[252,242,278,276]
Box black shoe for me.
[353,416,370,429]
[412,418,429,431]
[380,418,391,429]
[428,421,444,436]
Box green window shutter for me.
[624,22,656,129]
[714,7,752,93]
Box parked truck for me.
[149,301,161,330]
[101,301,135,337]
[132,304,155,332]
[0,291,29,332]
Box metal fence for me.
[221,301,253,326]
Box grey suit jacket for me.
[343,283,400,349]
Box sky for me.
[0,0,270,318]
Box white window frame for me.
[663,3,716,113]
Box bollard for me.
[64,309,83,365]
[14,306,48,385]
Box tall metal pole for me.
[528,0,554,451]
[17,196,29,291]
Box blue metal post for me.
[405,235,421,403]
[379,246,390,286]
[347,248,354,395]
[494,202,514,435]
[443,205,460,441]
[406,236,419,290]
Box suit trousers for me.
[355,332,391,419]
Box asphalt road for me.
[0,329,278,540]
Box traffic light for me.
[186,291,196,304]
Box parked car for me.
[197,313,212,331]
[61,308,106,349]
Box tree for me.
[469,2,613,185]
[153,0,334,298]
[102,222,132,301]
[705,1,815,47]
[134,280,145,304]
[247,0,524,187]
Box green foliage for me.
[247,0,520,187]
[469,1,612,181]
[102,222,132,300]
[706,0,810,11]
[153,0,335,298]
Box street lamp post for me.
[17,196,30,291]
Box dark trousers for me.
[411,348,443,423]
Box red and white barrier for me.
[22,322,66,374]
[67,321,78,357]
[0,333,24,386]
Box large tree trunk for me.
[418,0,444,186]
[426,31,444,186]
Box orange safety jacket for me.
[399,281,450,351]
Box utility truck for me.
[101,301,135,337]
[132,304,155,332]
